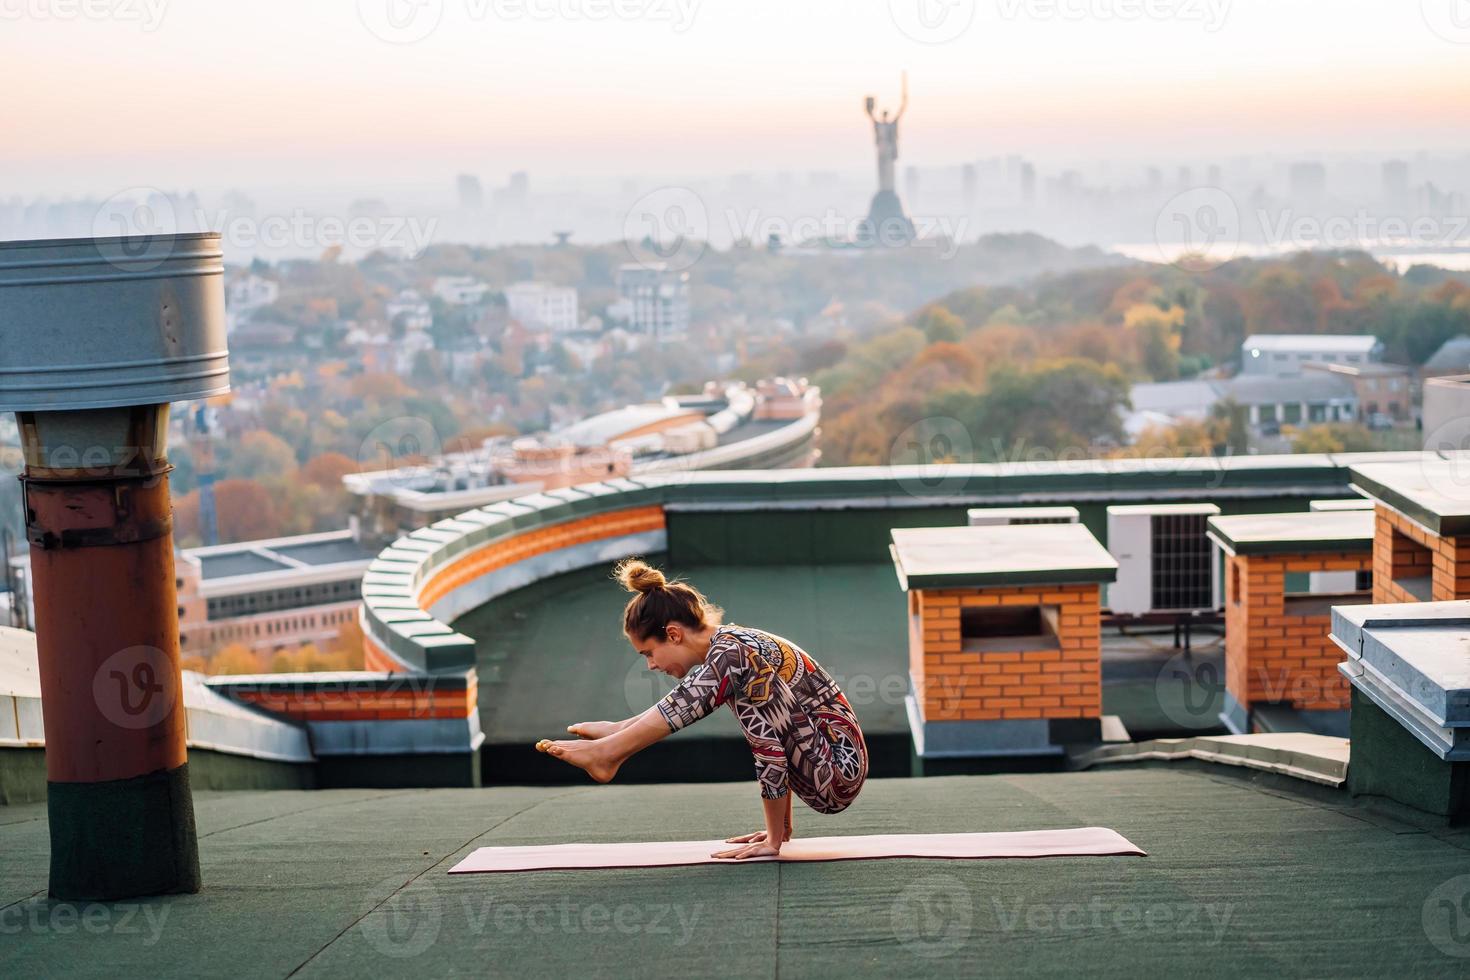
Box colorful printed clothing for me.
[655,624,868,814]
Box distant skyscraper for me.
[456,174,483,210]
[1289,161,1327,199]
[1019,162,1036,206]
[1207,165,1223,188]
[494,172,530,209]
[962,163,977,209]
[905,166,920,209]
[1382,160,1409,209]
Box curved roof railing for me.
[356,451,1437,677]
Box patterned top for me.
[655,624,861,799]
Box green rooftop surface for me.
[1206,511,1375,556]
[5,771,1470,977]
[889,524,1118,590]
[1350,460,1470,535]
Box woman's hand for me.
[724,830,773,844]
[711,841,781,861]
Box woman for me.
[535,559,869,860]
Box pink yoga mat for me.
[448,827,1145,874]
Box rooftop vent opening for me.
[1283,568,1373,617]
[960,604,1060,653]
[1389,529,1433,601]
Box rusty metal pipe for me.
[20,404,200,899]
[0,235,227,901]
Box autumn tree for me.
[210,644,261,675]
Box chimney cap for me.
[0,233,230,412]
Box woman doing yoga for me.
[535,559,869,860]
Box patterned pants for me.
[731,677,869,815]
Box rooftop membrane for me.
[4,769,1468,977]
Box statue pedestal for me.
[857,190,915,246]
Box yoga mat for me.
[449,827,1145,874]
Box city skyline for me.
[3,0,1469,195]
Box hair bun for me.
[616,559,666,594]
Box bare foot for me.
[535,738,621,783]
[566,721,621,740]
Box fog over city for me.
[3,0,1468,265]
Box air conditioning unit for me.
[1106,504,1221,616]
[967,506,1080,527]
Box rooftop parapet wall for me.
[357,452,1450,682]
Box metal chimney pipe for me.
[0,233,229,900]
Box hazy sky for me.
[3,0,1468,195]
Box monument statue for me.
[860,73,915,245]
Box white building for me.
[1240,334,1382,377]
[432,276,489,306]
[504,281,579,333]
[385,289,432,333]
[615,263,690,341]
[225,274,279,331]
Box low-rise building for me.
[1302,360,1414,422]
[176,529,380,664]
[432,276,489,306]
[1221,373,1358,432]
[385,289,432,333]
[1419,334,1470,380]
[1240,334,1382,377]
[504,281,578,333]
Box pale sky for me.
[2,0,1467,195]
